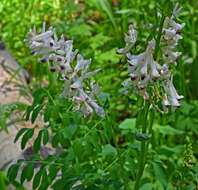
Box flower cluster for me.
[118,7,184,108]
[26,23,105,117]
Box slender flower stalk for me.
[118,4,185,189]
[134,101,149,190]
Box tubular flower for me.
[127,40,161,88]
[163,77,184,107]
[117,24,137,54]
[26,23,105,117]
[161,13,185,64]
[118,5,184,109]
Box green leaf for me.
[153,162,168,188]
[102,144,117,157]
[31,104,43,124]
[21,128,34,150]
[33,130,43,153]
[0,171,6,190]
[14,128,29,143]
[20,163,34,184]
[140,183,153,190]
[33,167,45,189]
[42,129,49,145]
[48,165,59,182]
[38,169,49,190]
[97,0,116,28]
[118,118,136,131]
[52,134,60,147]
[62,124,78,140]
[32,88,47,104]
[7,164,20,182]
[51,179,66,190]
[33,168,44,189]
[153,124,184,135]
[68,24,93,37]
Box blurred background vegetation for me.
[0,0,198,189]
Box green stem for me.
[134,102,150,190]
[134,13,165,190]
[147,108,155,150]
[154,14,165,60]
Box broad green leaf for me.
[140,183,153,190]
[118,118,136,131]
[153,124,183,135]
[102,144,117,157]
[153,162,168,188]
[62,124,78,140]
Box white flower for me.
[163,29,177,40]
[75,54,91,73]
[163,77,184,107]
[27,23,105,118]
[73,89,105,118]
[163,50,181,63]
[161,11,184,65]
[117,24,137,54]
[127,40,160,88]
[119,4,185,109]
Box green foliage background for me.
[0,0,198,189]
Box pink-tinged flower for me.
[163,77,184,107]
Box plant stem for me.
[154,14,165,60]
[134,14,165,190]
[134,102,150,190]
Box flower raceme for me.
[118,8,184,109]
[26,23,105,117]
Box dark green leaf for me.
[42,129,49,145]
[38,169,49,190]
[48,165,59,182]
[14,128,29,143]
[21,128,34,150]
[33,168,44,189]
[7,164,20,182]
[20,163,34,184]
[31,104,43,124]
[102,144,117,157]
[153,162,168,188]
[33,130,43,153]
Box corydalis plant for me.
[118,5,184,110]
[118,4,185,190]
[26,23,105,117]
